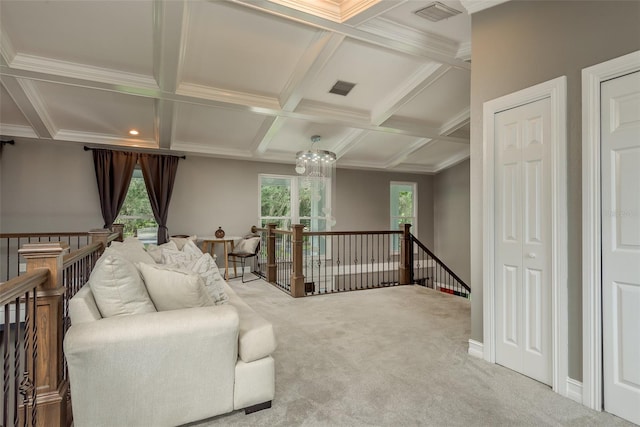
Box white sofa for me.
[63,239,276,427]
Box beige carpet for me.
[188,279,632,427]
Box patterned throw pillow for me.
[184,253,229,305]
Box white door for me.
[494,98,552,385]
[601,70,640,425]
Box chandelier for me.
[295,135,336,178]
[295,135,337,228]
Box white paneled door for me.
[494,98,552,386]
[601,71,640,425]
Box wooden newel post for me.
[266,224,277,283]
[89,228,112,254]
[399,223,412,285]
[111,224,124,242]
[290,224,305,297]
[18,242,71,427]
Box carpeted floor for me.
[188,279,633,427]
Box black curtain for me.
[92,149,139,229]
[138,153,179,244]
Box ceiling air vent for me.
[329,80,356,96]
[415,2,462,22]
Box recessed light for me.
[129,129,139,136]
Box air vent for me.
[415,2,462,22]
[329,80,356,96]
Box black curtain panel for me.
[92,149,139,229]
[138,154,179,244]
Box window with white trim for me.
[259,174,332,233]
[390,181,417,251]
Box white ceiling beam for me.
[439,107,470,137]
[251,116,286,154]
[332,129,368,159]
[459,0,510,15]
[342,0,407,26]
[0,77,56,139]
[371,63,450,126]
[227,0,470,70]
[383,137,435,168]
[279,31,344,111]
[152,0,187,149]
[154,99,175,150]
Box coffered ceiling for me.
[0,0,484,174]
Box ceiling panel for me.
[34,81,155,138]
[390,67,469,124]
[174,103,268,150]
[0,86,30,126]
[407,140,468,166]
[302,39,426,111]
[340,132,419,163]
[0,1,154,76]
[181,1,319,96]
[266,118,357,153]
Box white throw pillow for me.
[137,263,213,311]
[234,237,260,254]
[146,240,179,263]
[184,253,229,305]
[89,254,157,318]
[182,239,203,257]
[169,235,197,250]
[104,238,156,265]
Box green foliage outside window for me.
[115,170,157,237]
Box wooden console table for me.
[200,236,241,280]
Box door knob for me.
[527,252,537,259]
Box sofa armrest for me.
[64,305,239,427]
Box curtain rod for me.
[1,139,15,146]
[83,145,186,159]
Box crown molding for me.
[54,129,158,148]
[433,150,469,172]
[9,53,158,90]
[251,116,284,154]
[358,16,459,60]
[459,0,510,15]
[171,140,254,159]
[439,107,470,137]
[456,42,472,61]
[340,0,382,22]
[332,128,368,158]
[0,124,38,138]
[384,137,434,169]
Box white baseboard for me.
[468,339,484,359]
[566,378,583,403]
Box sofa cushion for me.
[89,254,157,318]
[184,253,229,305]
[137,263,214,311]
[225,283,276,363]
[161,248,199,266]
[105,237,156,265]
[146,240,178,263]
[182,239,203,257]
[170,234,197,250]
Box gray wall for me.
[470,0,640,380]
[0,141,102,231]
[0,141,435,248]
[434,159,470,285]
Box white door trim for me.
[581,50,640,411]
[482,76,568,395]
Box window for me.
[390,182,417,251]
[115,168,157,243]
[259,174,332,232]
